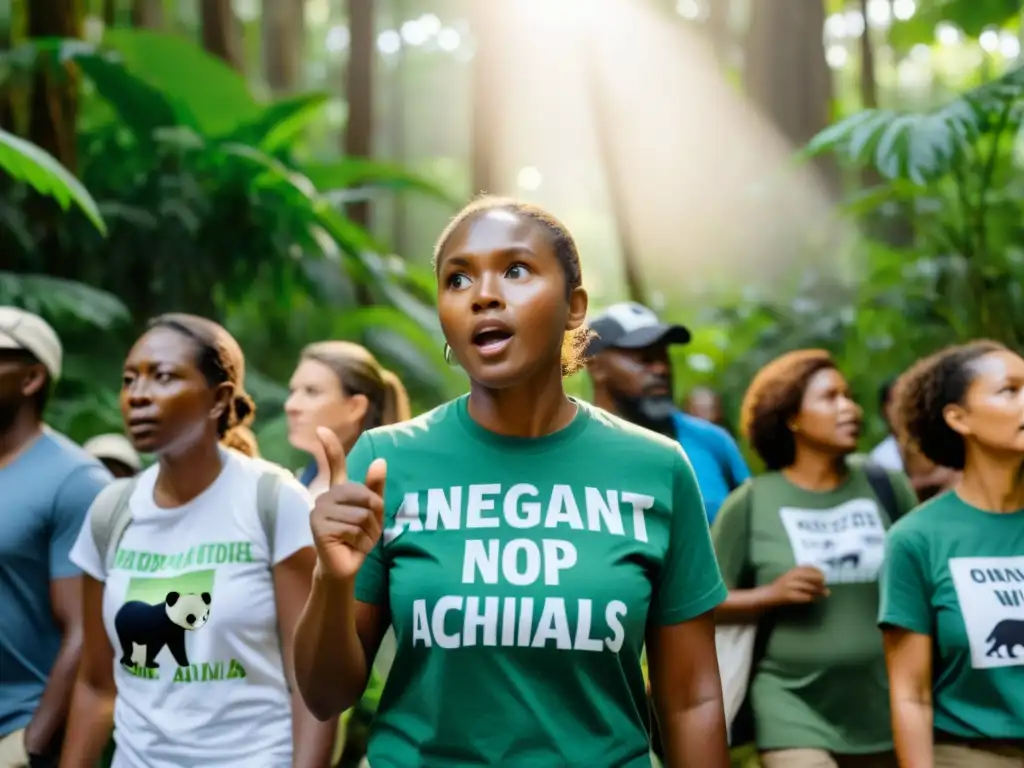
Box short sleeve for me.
[69,482,119,583]
[720,434,752,489]
[52,464,112,580]
[878,524,933,634]
[888,470,919,519]
[271,478,315,565]
[710,484,753,590]
[651,449,728,625]
[349,433,387,606]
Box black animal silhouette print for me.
[114,591,212,669]
[986,618,1024,659]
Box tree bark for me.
[583,23,647,306]
[707,0,732,69]
[131,0,164,29]
[200,0,243,71]
[469,1,500,196]
[344,0,374,228]
[103,0,118,27]
[744,0,836,194]
[261,0,305,93]
[859,0,878,110]
[27,0,82,174]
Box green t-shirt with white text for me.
[711,466,917,753]
[349,396,727,768]
[878,491,1024,739]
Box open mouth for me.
[472,328,514,355]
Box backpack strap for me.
[89,477,139,573]
[256,470,283,564]
[864,462,901,523]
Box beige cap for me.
[83,433,143,472]
[0,307,62,380]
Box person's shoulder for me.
[579,401,683,462]
[359,397,462,455]
[38,428,113,486]
[887,490,954,541]
[673,410,740,449]
[39,428,106,470]
[226,449,308,496]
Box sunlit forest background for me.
[2,0,1023,472]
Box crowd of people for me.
[0,196,1022,768]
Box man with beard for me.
[0,308,111,768]
[585,302,749,524]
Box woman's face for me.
[947,350,1024,456]
[791,367,862,455]
[436,210,586,389]
[285,359,367,453]
[121,327,227,455]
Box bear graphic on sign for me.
[986,618,1024,659]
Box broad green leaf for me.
[0,128,106,233]
[302,158,459,206]
[75,54,181,137]
[225,92,331,154]
[100,29,260,137]
[0,273,129,327]
[802,109,891,157]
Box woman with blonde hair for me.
[284,340,411,765]
[286,341,411,495]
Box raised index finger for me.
[315,427,347,486]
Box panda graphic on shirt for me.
[114,569,215,672]
[115,590,211,669]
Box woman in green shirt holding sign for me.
[293,197,730,767]
[879,341,1024,767]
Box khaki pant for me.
[934,743,1024,767]
[0,729,28,768]
[761,749,897,768]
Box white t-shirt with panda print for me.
[70,448,315,768]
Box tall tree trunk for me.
[0,2,14,131]
[27,0,83,278]
[261,0,304,93]
[131,0,164,29]
[27,0,81,173]
[744,0,836,194]
[344,0,374,228]
[389,0,409,257]
[200,0,242,71]
[103,0,119,27]
[583,24,646,306]
[707,0,732,69]
[469,2,500,195]
[858,0,878,110]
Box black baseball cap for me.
[585,302,692,356]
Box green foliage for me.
[1,30,461,467]
[889,0,1023,50]
[0,127,105,232]
[708,61,1024,450]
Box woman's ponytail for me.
[219,392,259,457]
[379,369,412,426]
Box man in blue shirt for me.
[585,302,749,524]
[0,308,112,767]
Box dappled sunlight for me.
[476,0,860,309]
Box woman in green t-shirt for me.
[292,196,731,767]
[712,349,916,768]
[879,340,1024,767]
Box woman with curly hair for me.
[712,349,917,768]
[879,340,1024,767]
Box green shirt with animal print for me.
[879,491,1024,739]
[712,466,916,753]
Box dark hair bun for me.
[232,392,255,427]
